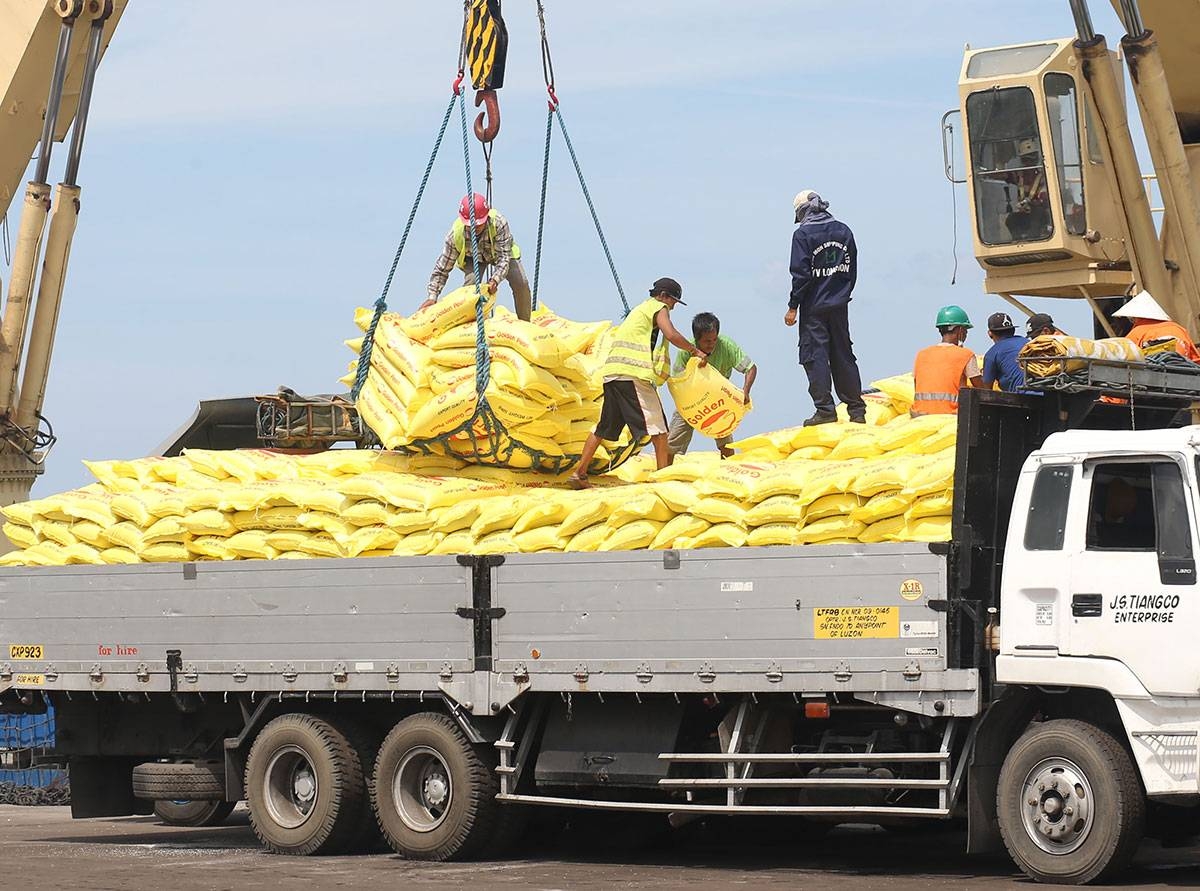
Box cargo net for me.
[345,287,643,474]
[0,707,69,806]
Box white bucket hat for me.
[1113,290,1171,322]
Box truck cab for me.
[1001,428,1200,802]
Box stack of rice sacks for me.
[0,371,956,566]
[344,286,635,472]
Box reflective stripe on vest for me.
[452,210,521,271]
[912,344,973,415]
[601,299,663,383]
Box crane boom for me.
[0,0,126,219]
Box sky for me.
[1,0,1151,495]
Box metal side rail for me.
[494,699,959,818]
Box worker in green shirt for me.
[667,312,757,458]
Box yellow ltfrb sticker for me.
[814,607,899,640]
[8,644,43,660]
[13,674,44,686]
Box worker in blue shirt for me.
[982,312,1030,392]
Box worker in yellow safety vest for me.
[567,278,708,487]
[421,193,531,320]
[912,305,984,416]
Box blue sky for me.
[4,1,1146,494]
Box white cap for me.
[793,189,818,212]
[1113,290,1172,322]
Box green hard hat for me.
[935,305,973,328]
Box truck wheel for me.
[997,719,1144,885]
[132,760,225,801]
[372,712,501,860]
[245,713,369,856]
[154,799,237,827]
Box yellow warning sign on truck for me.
[814,607,899,640]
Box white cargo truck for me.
[3,369,1200,885]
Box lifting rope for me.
[350,1,642,473]
[531,0,629,316]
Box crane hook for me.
[473,89,500,143]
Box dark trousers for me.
[799,305,865,416]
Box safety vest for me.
[1127,320,1200,363]
[451,210,522,271]
[601,298,666,383]
[912,343,975,415]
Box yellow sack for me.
[475,530,518,555]
[56,491,119,526]
[858,515,907,544]
[1020,335,1143,379]
[430,530,475,555]
[143,516,191,544]
[513,416,571,440]
[344,525,402,558]
[850,490,912,524]
[135,541,186,562]
[851,454,924,497]
[406,379,479,440]
[179,509,238,537]
[22,541,69,565]
[111,494,154,528]
[513,501,572,534]
[486,315,569,367]
[71,520,107,548]
[559,493,623,539]
[679,523,747,549]
[648,454,721,483]
[803,461,863,500]
[877,415,954,453]
[63,542,105,565]
[428,323,477,351]
[907,490,954,520]
[649,514,711,549]
[399,286,494,343]
[870,373,915,411]
[747,523,804,547]
[651,481,700,513]
[1,501,38,526]
[515,526,565,553]
[341,500,391,527]
[3,522,37,549]
[600,520,664,551]
[806,493,864,522]
[356,380,408,447]
[744,494,805,527]
[33,518,76,547]
[189,536,236,560]
[472,496,533,539]
[694,462,774,499]
[668,357,748,440]
[796,516,866,544]
[901,449,956,497]
[485,385,548,428]
[605,493,674,528]
[373,316,435,383]
[564,522,610,552]
[791,423,851,450]
[906,515,952,542]
[915,425,957,455]
[429,365,475,397]
[828,428,887,461]
[729,427,803,458]
[430,347,478,369]
[100,546,139,565]
[393,532,442,556]
[689,496,746,526]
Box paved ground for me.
[2,805,1200,890]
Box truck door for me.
[1066,458,1198,695]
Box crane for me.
[0,0,125,508]
[954,0,1200,339]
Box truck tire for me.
[154,799,237,827]
[132,760,225,801]
[372,712,501,860]
[245,713,370,856]
[997,719,1144,885]
[331,717,386,853]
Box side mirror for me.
[942,109,966,184]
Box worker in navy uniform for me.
[784,189,866,426]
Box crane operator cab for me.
[957,39,1133,303]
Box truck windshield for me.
[967,87,1053,245]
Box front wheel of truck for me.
[997,719,1144,885]
[372,712,501,860]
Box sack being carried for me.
[668,357,748,440]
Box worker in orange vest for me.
[912,305,984,416]
[1113,290,1200,362]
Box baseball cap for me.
[1027,312,1055,334]
[987,312,1016,332]
[650,277,686,305]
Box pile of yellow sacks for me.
[344,287,636,472]
[0,409,955,566]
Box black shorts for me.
[595,378,668,441]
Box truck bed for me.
[1,544,978,718]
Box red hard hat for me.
[459,193,489,224]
